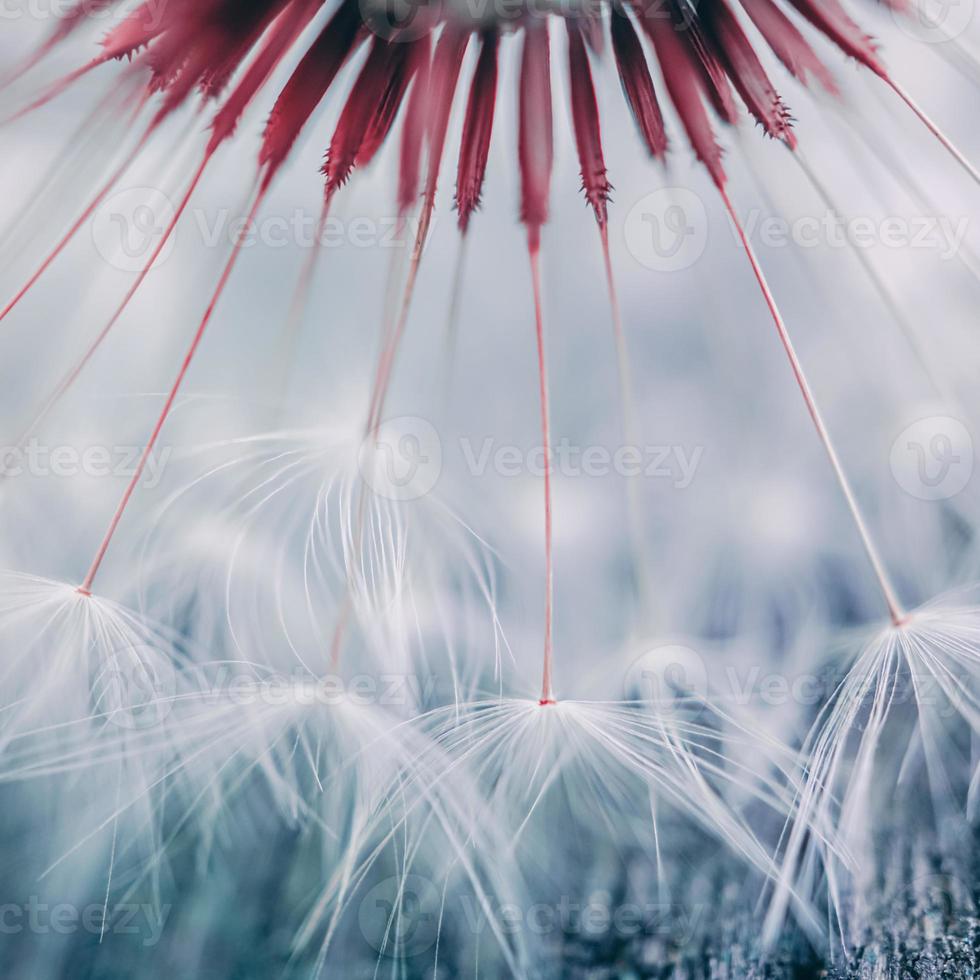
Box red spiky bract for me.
[685,7,741,125]
[397,34,432,216]
[209,0,324,152]
[705,0,797,147]
[610,8,668,160]
[423,23,470,206]
[323,37,399,194]
[632,0,727,188]
[738,0,840,94]
[259,0,363,188]
[787,0,885,75]
[12,0,979,607]
[355,40,419,169]
[566,21,612,227]
[455,30,499,235]
[518,20,554,251]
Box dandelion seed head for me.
[765,592,980,948]
[420,696,802,887]
[7,0,896,252]
[0,570,184,738]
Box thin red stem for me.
[78,187,266,595]
[885,76,980,186]
[719,185,907,628]
[528,237,555,703]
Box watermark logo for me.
[93,187,176,273]
[93,646,176,730]
[623,188,708,272]
[623,643,708,712]
[892,0,975,43]
[359,416,442,501]
[358,874,440,957]
[0,441,172,488]
[890,416,973,500]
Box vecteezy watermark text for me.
[623,188,972,272]
[0,897,170,947]
[460,437,704,488]
[198,667,439,709]
[0,441,172,488]
[0,0,168,27]
[358,418,706,501]
[92,188,431,272]
[358,875,704,957]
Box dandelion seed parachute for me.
[0,572,189,916]
[0,572,184,744]
[763,595,980,950]
[412,696,828,942]
[11,659,534,975]
[717,163,980,953]
[135,421,506,698]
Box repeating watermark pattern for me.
[623,644,708,711]
[359,875,441,956]
[623,190,971,271]
[624,188,709,273]
[890,416,973,500]
[91,659,439,730]
[621,643,974,714]
[359,417,705,502]
[358,876,703,957]
[0,897,170,947]
[359,416,444,502]
[197,668,439,709]
[93,647,176,730]
[92,188,177,274]
[736,210,969,259]
[95,186,971,277]
[0,441,172,488]
[0,0,167,25]
[460,438,703,487]
[891,0,975,43]
[452,893,701,943]
[360,0,686,40]
[92,188,429,272]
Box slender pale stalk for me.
[832,97,980,286]
[442,232,470,388]
[528,240,554,705]
[597,222,653,620]
[0,132,151,324]
[790,148,952,406]
[11,157,212,451]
